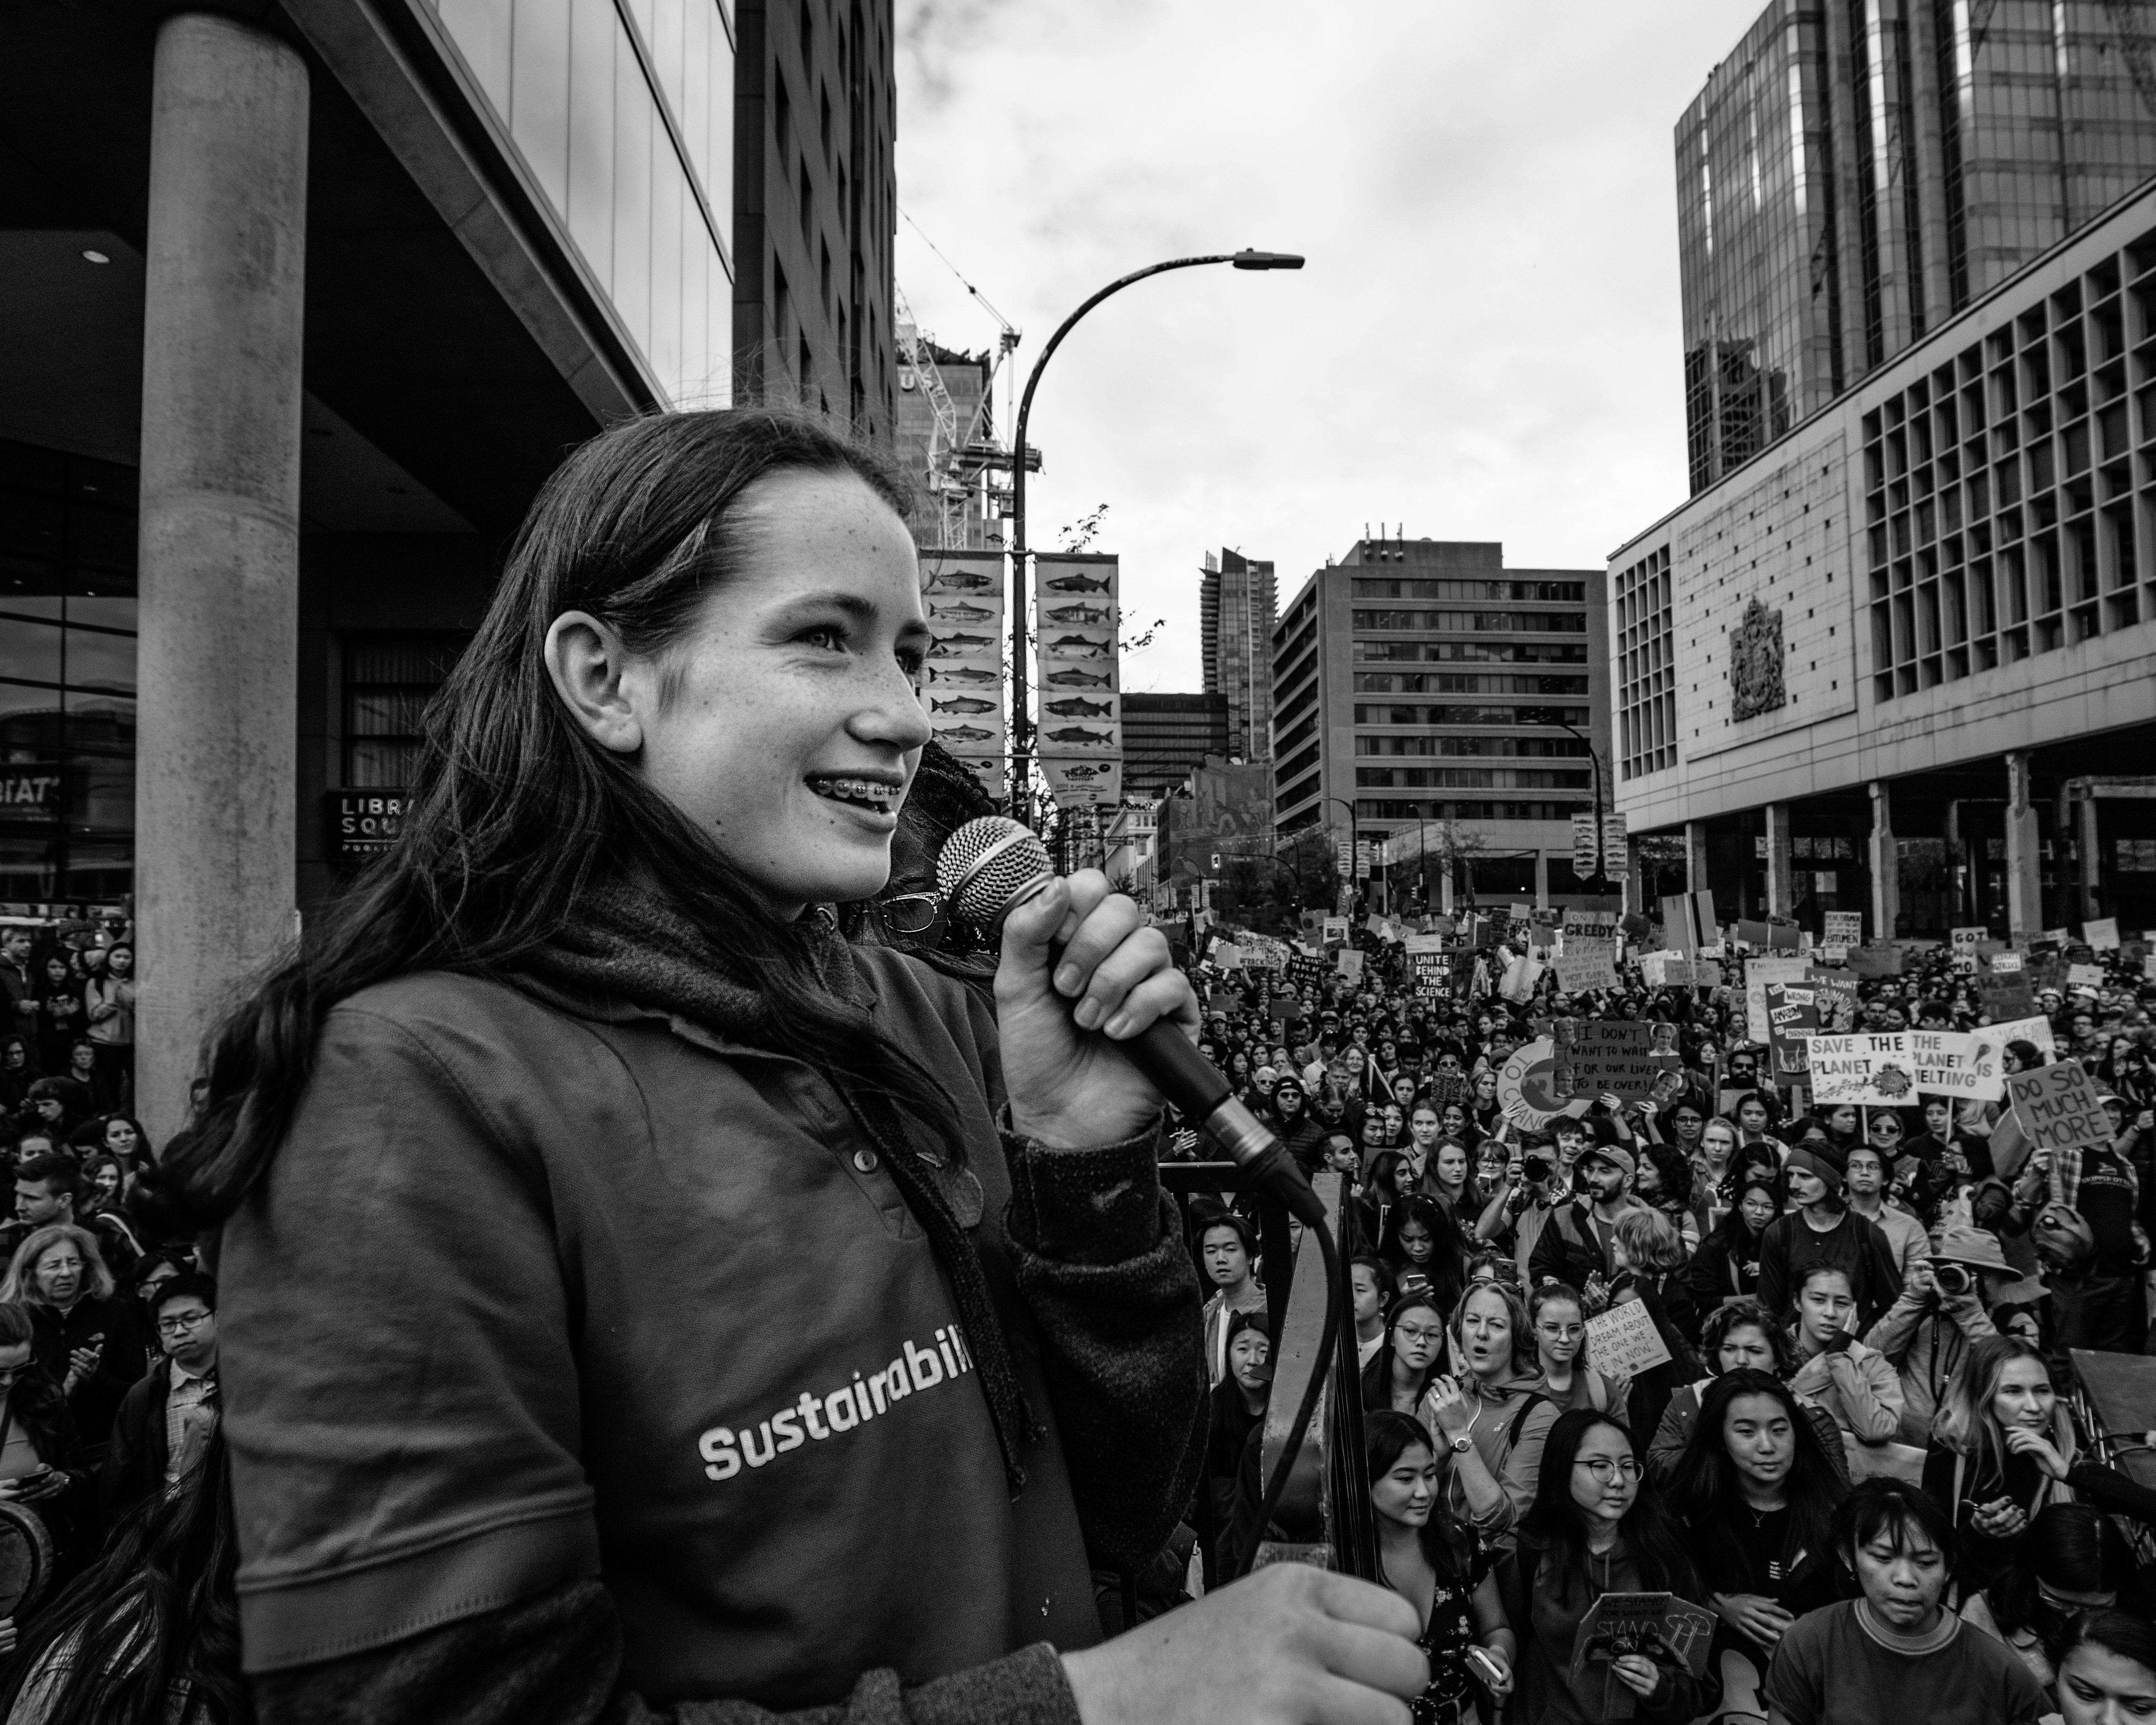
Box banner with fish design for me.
[920,549,1008,770]
[1033,553,1122,809]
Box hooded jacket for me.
[1438,1366,1558,1533]
[221,939,1205,1725]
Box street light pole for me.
[1535,713,1607,890]
[1006,249,1304,823]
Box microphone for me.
[935,815,1327,1226]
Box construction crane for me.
[894,287,970,549]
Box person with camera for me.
[1863,1226,2016,1447]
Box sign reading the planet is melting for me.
[920,549,1009,803]
[1033,553,1122,809]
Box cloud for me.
[893,0,1759,692]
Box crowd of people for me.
[0,916,227,1722]
[1171,916,2156,1722]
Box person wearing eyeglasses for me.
[1495,1408,1712,1724]
[98,1272,218,1533]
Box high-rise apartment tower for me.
[1680,0,2156,494]
[1200,548,1275,761]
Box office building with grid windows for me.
[1201,549,1276,764]
[1610,181,2156,942]
[1680,0,2156,497]
[1270,539,1613,910]
[0,0,907,1138]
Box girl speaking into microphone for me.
[165,412,1426,1725]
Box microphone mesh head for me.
[937,815,1053,929]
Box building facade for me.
[1121,692,1229,800]
[729,0,898,436]
[1680,0,2156,496]
[1611,179,2156,940]
[894,333,1000,550]
[1272,539,1614,908]
[1200,548,1275,762]
[0,0,784,1135]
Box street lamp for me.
[1006,249,1305,821]
[1529,710,1608,891]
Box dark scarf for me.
[509,875,1039,1488]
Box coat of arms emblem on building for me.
[1728,598,1787,721]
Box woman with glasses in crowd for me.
[1495,1409,1712,1724]
[1527,1282,1623,1417]
[0,1226,142,1464]
[1362,1293,1450,1419]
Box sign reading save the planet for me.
[1804,1033,1918,1105]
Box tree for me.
[1635,833,1690,906]
[1422,821,1489,905]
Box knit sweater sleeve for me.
[1001,1121,1209,1570]
[252,1578,1082,1725]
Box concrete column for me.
[135,14,309,1143]
[1868,780,1899,943]
[1439,861,1455,915]
[1534,850,1550,910]
[2005,751,2044,942]
[1764,803,1794,918]
[1623,837,1645,916]
[2075,793,2101,922]
[1684,820,1711,896]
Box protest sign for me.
[2084,916,2120,951]
[1409,950,1455,1003]
[1988,950,2024,972]
[1907,1029,2002,1100]
[1951,926,1987,951]
[1822,911,1863,948]
[1496,1037,1587,1130]
[1977,971,2038,1019]
[1745,957,1812,1044]
[1562,909,1618,936]
[1584,1298,1674,1377]
[1813,973,1859,1032]
[1321,916,1350,946]
[1555,1021,1685,1102]
[1212,941,1243,970]
[1805,1033,1918,1105]
[2066,962,2105,991]
[1402,932,1446,954]
[2006,1058,2113,1152]
[1640,952,1696,988]
[1336,947,1365,982]
[1567,1593,1715,1721]
[1971,1014,2057,1060]
[1763,981,1819,1078]
[1848,945,1903,978]
[1553,939,1620,994]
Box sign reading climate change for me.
[919,550,1008,804]
[1032,553,1122,809]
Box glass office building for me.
[1680,0,2156,496]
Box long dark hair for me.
[0,1431,246,1724]
[1986,1504,2133,1662]
[159,411,949,1225]
[1518,1408,1698,1602]
[1377,1194,1465,1315]
[1365,1408,1473,1583]
[1669,1369,1845,1595]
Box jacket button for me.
[853,1148,880,1174]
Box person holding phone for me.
[0,1300,89,1579]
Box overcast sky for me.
[890,0,1759,692]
